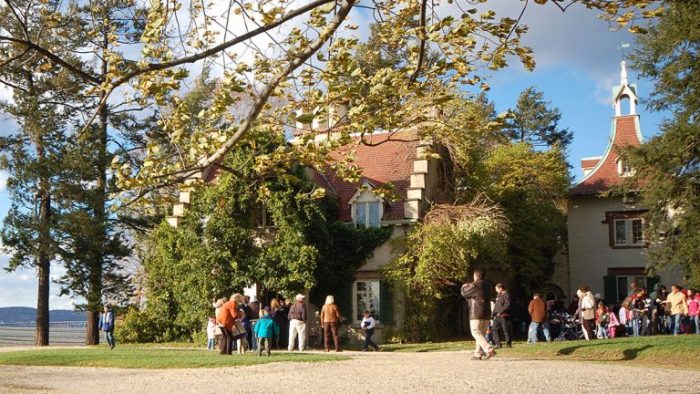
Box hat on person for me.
[295,294,305,301]
[594,293,602,299]
[250,295,258,303]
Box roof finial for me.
[620,60,628,86]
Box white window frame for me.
[617,159,634,177]
[352,280,381,324]
[349,183,384,228]
[613,218,645,246]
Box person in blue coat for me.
[254,307,280,357]
[99,305,116,350]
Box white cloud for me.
[0,256,78,310]
[0,171,9,192]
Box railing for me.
[0,322,87,346]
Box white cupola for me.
[612,61,638,116]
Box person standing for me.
[527,293,551,343]
[254,307,279,357]
[287,294,307,351]
[461,269,495,360]
[99,305,116,350]
[206,316,217,350]
[492,283,513,348]
[217,294,242,355]
[665,284,688,335]
[361,310,380,351]
[320,295,342,352]
[577,285,596,341]
[688,289,700,334]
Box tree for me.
[625,0,700,287]
[482,143,570,294]
[0,0,79,345]
[504,87,573,148]
[0,0,658,202]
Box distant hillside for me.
[0,307,86,325]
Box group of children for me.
[594,285,700,339]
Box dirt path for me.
[0,350,696,394]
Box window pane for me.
[615,220,627,245]
[632,219,643,244]
[355,280,381,322]
[368,202,381,227]
[356,203,367,226]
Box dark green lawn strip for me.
[0,347,348,369]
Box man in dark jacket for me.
[287,294,307,351]
[492,283,513,348]
[461,269,495,360]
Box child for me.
[688,289,699,335]
[206,316,217,350]
[361,310,380,351]
[595,302,609,339]
[607,306,621,338]
[253,307,279,357]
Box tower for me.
[612,61,638,116]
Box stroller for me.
[549,311,582,341]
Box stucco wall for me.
[563,195,682,298]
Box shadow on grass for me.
[621,345,652,360]
[556,341,652,361]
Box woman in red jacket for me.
[216,295,242,355]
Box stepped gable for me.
[316,131,419,221]
[571,115,643,195]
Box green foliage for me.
[384,203,508,341]
[504,87,573,148]
[483,143,569,294]
[625,0,700,287]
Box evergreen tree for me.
[505,87,573,149]
[0,0,78,345]
[627,0,700,286]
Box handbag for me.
[231,320,247,339]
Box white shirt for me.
[618,307,628,324]
[361,316,376,330]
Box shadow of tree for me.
[621,345,652,360]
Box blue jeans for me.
[207,338,216,350]
[104,331,115,348]
[528,322,551,343]
[692,316,700,334]
[673,314,683,335]
[632,318,640,336]
[597,324,608,339]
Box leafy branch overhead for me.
[0,0,661,203]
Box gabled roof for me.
[315,131,419,221]
[571,115,643,196]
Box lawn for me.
[0,345,349,369]
[381,335,700,369]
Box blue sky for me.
[0,2,668,309]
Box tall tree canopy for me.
[504,87,573,148]
[626,0,700,287]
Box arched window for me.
[616,158,633,177]
[349,183,384,228]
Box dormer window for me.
[349,182,384,228]
[617,159,634,177]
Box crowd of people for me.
[461,271,699,360]
[208,292,380,356]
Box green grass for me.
[0,345,349,369]
[381,335,700,369]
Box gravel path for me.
[1,350,697,394]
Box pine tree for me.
[505,87,573,149]
[627,0,700,286]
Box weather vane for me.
[618,42,630,60]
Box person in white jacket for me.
[576,286,596,340]
[361,310,380,351]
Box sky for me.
[0,1,669,310]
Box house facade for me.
[558,61,682,305]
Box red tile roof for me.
[571,115,643,195]
[315,131,419,221]
[581,158,600,170]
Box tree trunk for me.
[35,258,50,346]
[35,188,51,346]
[27,71,52,346]
[86,28,110,345]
